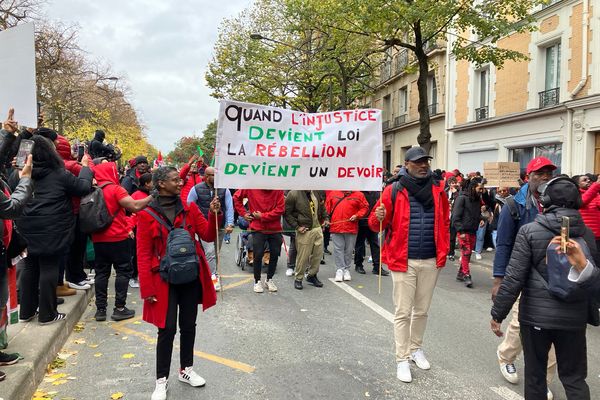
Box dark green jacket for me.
[284,190,328,231]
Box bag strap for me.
[329,193,349,219]
[98,182,113,189]
[144,209,174,231]
[530,266,549,289]
[505,196,521,221]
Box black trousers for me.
[252,232,282,282]
[448,225,457,256]
[286,234,297,268]
[156,279,202,379]
[20,254,60,322]
[93,240,132,310]
[323,226,330,250]
[521,324,590,400]
[354,224,380,268]
[67,217,89,284]
[128,237,138,280]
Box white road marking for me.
[329,279,525,400]
[490,386,525,400]
[328,279,394,323]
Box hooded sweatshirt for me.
[91,162,133,243]
[232,189,285,232]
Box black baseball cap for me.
[405,146,433,162]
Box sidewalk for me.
[1,287,94,400]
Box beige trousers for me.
[294,227,324,281]
[497,296,557,383]
[391,258,441,362]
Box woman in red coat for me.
[136,166,219,400]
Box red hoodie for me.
[179,162,203,204]
[92,162,134,243]
[579,182,600,239]
[232,189,285,232]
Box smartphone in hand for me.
[77,145,85,162]
[561,216,570,253]
[16,139,34,169]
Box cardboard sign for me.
[484,162,521,187]
[214,100,383,191]
[0,23,38,129]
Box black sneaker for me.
[355,265,366,274]
[111,306,135,321]
[19,311,38,323]
[320,258,326,265]
[0,352,19,366]
[95,308,107,322]
[464,274,473,288]
[39,313,66,325]
[57,297,65,305]
[456,271,465,282]
[294,280,303,290]
[372,268,390,276]
[306,275,323,287]
[324,249,332,255]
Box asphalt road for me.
[35,235,600,400]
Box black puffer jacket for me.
[491,208,600,330]
[451,193,481,234]
[16,162,93,256]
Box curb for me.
[2,287,94,400]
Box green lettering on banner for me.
[248,126,263,140]
[224,163,237,174]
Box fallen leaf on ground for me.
[88,344,99,348]
[121,353,135,359]
[133,321,141,325]
[73,322,85,332]
[129,362,142,368]
[94,353,103,357]
[121,336,128,340]
[110,392,124,399]
[73,339,86,345]
[357,285,364,289]
[57,351,78,360]
[52,379,68,385]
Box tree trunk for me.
[414,23,432,154]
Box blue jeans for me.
[475,223,487,254]
[492,230,498,248]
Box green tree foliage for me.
[167,120,217,166]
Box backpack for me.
[79,183,116,234]
[533,237,593,302]
[145,209,199,285]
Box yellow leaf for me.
[94,353,103,357]
[111,392,124,399]
[52,379,68,385]
[121,353,135,359]
[73,339,86,345]
[88,344,99,348]
[133,321,141,325]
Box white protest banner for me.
[0,23,37,128]
[214,100,383,191]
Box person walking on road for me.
[369,146,449,383]
[284,190,329,290]
[492,157,558,391]
[233,189,285,293]
[451,178,486,288]
[137,166,219,400]
[326,190,369,282]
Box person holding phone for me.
[17,135,94,325]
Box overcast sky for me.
[44,0,252,152]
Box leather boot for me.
[56,284,76,297]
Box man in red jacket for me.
[574,174,600,250]
[179,154,203,203]
[233,189,285,293]
[327,190,369,282]
[370,146,449,383]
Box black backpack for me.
[145,209,199,285]
[79,183,116,234]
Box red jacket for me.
[56,135,86,214]
[326,191,369,234]
[368,182,450,272]
[579,182,600,238]
[137,201,218,329]
[179,162,203,204]
[232,189,285,232]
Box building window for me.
[395,86,408,126]
[475,68,489,121]
[383,94,392,130]
[511,143,562,177]
[428,75,438,115]
[539,43,561,108]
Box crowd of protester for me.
[1,107,600,399]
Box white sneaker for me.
[285,268,294,277]
[334,269,343,282]
[547,388,554,400]
[497,350,519,384]
[83,277,95,285]
[368,256,373,263]
[343,270,351,281]
[265,279,278,292]
[151,377,168,400]
[253,281,264,293]
[475,253,482,260]
[211,274,221,292]
[486,247,494,252]
[68,281,91,290]
[411,349,431,370]
[396,361,412,383]
[128,278,139,288]
[178,366,206,387]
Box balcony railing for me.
[539,87,560,108]
[382,120,391,131]
[394,50,408,75]
[394,114,407,127]
[475,106,489,121]
[379,61,391,83]
[428,103,438,116]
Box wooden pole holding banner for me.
[215,195,223,300]
[378,190,383,295]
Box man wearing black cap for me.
[369,146,449,383]
[122,155,149,195]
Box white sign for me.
[214,100,383,191]
[0,23,38,129]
